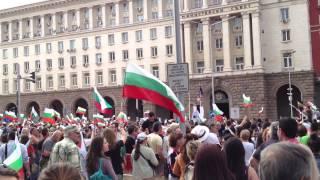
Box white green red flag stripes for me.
[242,94,253,107]
[93,87,113,114]
[31,106,39,120]
[76,106,87,115]
[93,113,104,124]
[4,111,17,122]
[117,112,127,123]
[123,63,185,122]
[42,108,56,125]
[3,136,23,171]
[212,104,224,115]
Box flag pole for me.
[188,92,191,121]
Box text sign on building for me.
[167,63,189,93]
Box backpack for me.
[89,158,112,180]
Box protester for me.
[191,125,220,145]
[163,123,180,178]
[193,144,235,180]
[147,122,164,177]
[38,163,83,180]
[184,140,200,180]
[240,129,255,166]
[259,142,319,180]
[0,167,19,180]
[124,124,138,173]
[142,112,158,134]
[29,127,43,180]
[307,132,320,170]
[86,136,117,180]
[39,130,62,170]
[132,132,158,180]
[277,118,298,143]
[300,121,319,145]
[49,125,81,170]
[167,131,184,179]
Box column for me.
[222,15,232,71]
[88,7,93,29]
[0,23,2,42]
[129,0,134,23]
[158,0,163,18]
[252,12,262,68]
[242,12,252,69]
[184,22,193,74]
[143,0,148,21]
[41,15,45,37]
[115,2,120,25]
[52,13,56,33]
[30,17,34,38]
[222,0,228,5]
[19,19,23,40]
[76,9,81,28]
[64,11,69,31]
[101,5,106,27]
[8,21,12,42]
[203,0,208,8]
[184,0,189,12]
[202,18,212,72]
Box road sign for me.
[167,63,189,93]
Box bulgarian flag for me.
[42,108,56,125]
[76,106,86,115]
[212,104,224,122]
[243,94,253,107]
[93,87,113,115]
[3,136,23,171]
[0,113,3,120]
[123,63,185,122]
[117,112,127,123]
[93,114,104,125]
[30,106,39,122]
[4,111,17,122]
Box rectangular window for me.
[216,38,223,49]
[123,50,129,61]
[136,30,143,42]
[122,32,128,43]
[96,72,103,85]
[59,75,65,88]
[235,57,244,70]
[166,45,173,56]
[25,80,30,91]
[233,18,242,31]
[58,41,64,53]
[196,23,203,34]
[24,62,29,73]
[165,26,172,38]
[152,12,158,19]
[123,17,129,24]
[280,8,289,22]
[84,73,90,86]
[71,56,77,67]
[165,10,173,17]
[197,40,204,51]
[96,53,102,65]
[13,48,18,58]
[195,0,203,8]
[152,66,159,78]
[151,47,158,57]
[46,43,52,54]
[137,48,143,59]
[70,40,75,50]
[35,44,41,55]
[282,29,290,42]
[235,35,243,47]
[47,59,52,70]
[47,76,53,89]
[216,59,224,72]
[83,55,89,66]
[108,34,115,45]
[3,64,8,75]
[283,53,293,68]
[3,80,9,93]
[109,52,115,62]
[36,77,42,90]
[24,46,29,56]
[35,60,41,71]
[82,38,89,50]
[95,36,101,49]
[137,15,144,22]
[110,70,117,84]
[150,28,157,40]
[2,49,8,59]
[58,58,64,69]
[13,63,19,74]
[71,74,78,87]
[196,61,205,74]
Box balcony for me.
[71,25,79,31]
[2,35,9,42]
[23,32,30,39]
[12,34,19,41]
[34,31,41,37]
[56,26,65,34]
[67,48,76,53]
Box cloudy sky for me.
[0,0,47,10]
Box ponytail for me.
[134,140,142,161]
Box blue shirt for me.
[0,140,29,164]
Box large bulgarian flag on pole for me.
[93,87,113,114]
[3,136,23,171]
[123,63,185,122]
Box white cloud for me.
[0,0,47,10]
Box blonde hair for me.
[186,140,201,161]
[240,129,250,141]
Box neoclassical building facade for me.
[0,0,315,120]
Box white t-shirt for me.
[242,141,255,166]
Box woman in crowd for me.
[184,140,200,180]
[132,132,159,180]
[86,136,117,180]
[224,137,259,180]
[38,163,83,180]
[193,144,235,180]
[167,131,184,179]
[103,128,125,180]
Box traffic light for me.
[29,72,36,83]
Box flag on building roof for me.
[3,111,17,122]
[242,94,253,107]
[76,106,87,115]
[3,135,23,171]
[42,108,56,125]
[30,106,39,122]
[123,63,185,122]
[93,87,113,115]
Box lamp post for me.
[288,50,296,119]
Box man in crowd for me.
[142,112,159,134]
[277,118,298,143]
[49,125,81,170]
[39,130,62,170]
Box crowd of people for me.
[0,110,320,180]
